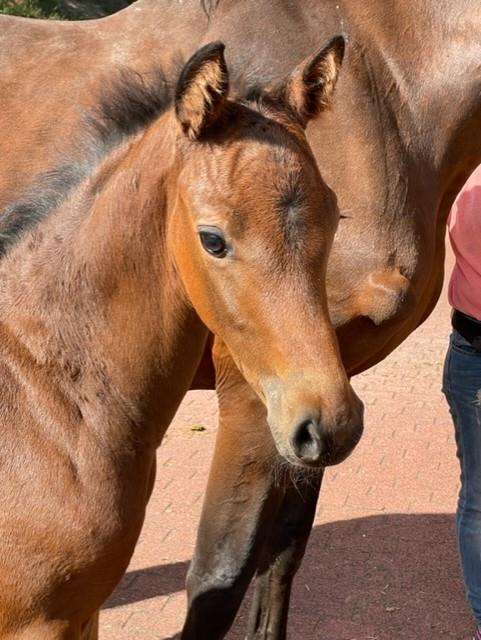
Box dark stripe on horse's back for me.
[0,67,173,260]
[0,164,87,259]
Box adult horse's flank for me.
[0,38,362,638]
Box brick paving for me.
[101,246,471,639]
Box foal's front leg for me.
[182,339,322,639]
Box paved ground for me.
[101,246,472,639]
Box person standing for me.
[442,165,481,640]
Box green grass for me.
[0,0,134,19]
[0,0,64,18]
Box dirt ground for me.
[101,246,471,639]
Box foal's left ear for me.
[276,35,345,128]
[175,41,229,140]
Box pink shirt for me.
[448,165,481,322]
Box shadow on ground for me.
[105,513,472,639]
[103,560,188,609]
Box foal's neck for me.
[0,113,206,447]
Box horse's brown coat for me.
[0,34,363,638]
[2,1,481,637]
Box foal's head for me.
[168,41,363,468]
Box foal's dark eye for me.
[199,229,228,258]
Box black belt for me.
[452,309,481,352]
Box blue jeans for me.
[443,330,481,626]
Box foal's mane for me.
[0,56,278,261]
[88,67,172,151]
[0,67,173,260]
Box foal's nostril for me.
[291,419,323,462]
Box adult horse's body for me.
[2,1,481,637]
[0,37,364,638]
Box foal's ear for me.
[175,41,229,140]
[277,36,345,128]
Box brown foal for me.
[0,40,362,638]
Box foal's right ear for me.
[175,41,229,140]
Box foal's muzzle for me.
[290,408,364,467]
[264,376,364,469]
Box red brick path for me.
[102,247,471,639]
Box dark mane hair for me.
[88,67,173,152]
[0,66,173,260]
[0,60,280,261]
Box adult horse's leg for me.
[182,339,286,640]
[246,479,321,640]
[183,339,323,639]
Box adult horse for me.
[1,0,481,637]
[0,37,364,638]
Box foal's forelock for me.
[274,172,309,246]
